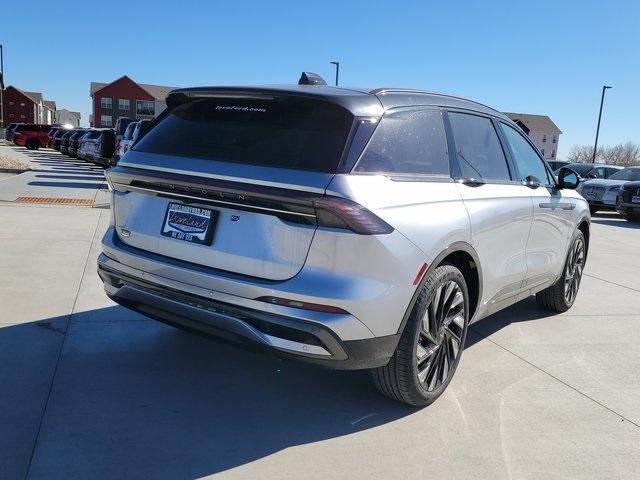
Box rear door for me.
[498,122,573,291]
[112,94,356,280]
[446,111,533,314]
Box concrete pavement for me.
[0,149,639,478]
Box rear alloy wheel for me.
[27,139,40,150]
[372,264,469,406]
[536,230,585,312]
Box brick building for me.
[2,86,43,124]
[89,75,179,127]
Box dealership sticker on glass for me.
[161,203,217,245]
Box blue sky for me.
[2,0,639,158]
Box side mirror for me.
[557,167,579,190]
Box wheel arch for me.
[396,242,483,335]
[577,218,590,261]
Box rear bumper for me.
[98,257,399,369]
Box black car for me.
[617,180,640,222]
[60,129,77,155]
[68,129,90,157]
[547,160,569,171]
[52,128,71,151]
[47,126,64,147]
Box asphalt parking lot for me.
[1,143,639,479]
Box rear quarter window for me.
[133,96,354,173]
[354,109,450,176]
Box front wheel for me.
[26,138,40,150]
[371,264,469,406]
[536,230,585,312]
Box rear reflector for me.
[413,263,428,285]
[256,296,348,314]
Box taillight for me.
[313,197,394,235]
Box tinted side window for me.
[500,123,551,184]
[448,113,511,181]
[354,109,450,176]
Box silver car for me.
[99,84,589,406]
[577,166,640,214]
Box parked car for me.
[98,83,590,406]
[77,129,100,160]
[52,128,71,151]
[59,129,77,155]
[617,179,640,222]
[113,117,135,161]
[47,127,62,147]
[547,160,569,171]
[4,123,23,141]
[12,124,53,150]
[577,166,640,214]
[114,121,137,162]
[68,129,90,157]
[554,163,622,182]
[80,129,115,166]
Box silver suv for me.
[99,84,589,406]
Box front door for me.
[498,122,573,293]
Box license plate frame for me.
[161,202,218,246]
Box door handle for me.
[458,178,486,187]
[539,202,575,210]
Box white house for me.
[505,113,562,160]
[56,109,81,127]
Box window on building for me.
[20,103,25,107]
[448,112,511,181]
[551,150,555,158]
[136,100,155,116]
[542,134,547,143]
[552,135,557,144]
[20,115,25,118]
[101,97,112,109]
[101,115,112,126]
[541,148,545,156]
[119,99,130,110]
[9,101,14,105]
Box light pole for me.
[0,44,4,131]
[330,61,339,86]
[592,85,612,163]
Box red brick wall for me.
[92,76,154,127]
[2,87,36,124]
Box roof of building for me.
[57,109,81,118]
[90,75,180,101]
[7,86,43,105]
[504,112,562,134]
[43,100,57,111]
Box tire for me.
[589,206,599,215]
[371,264,469,406]
[536,230,585,312]
[26,138,40,150]
[622,213,640,223]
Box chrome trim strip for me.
[539,202,575,210]
[112,182,317,218]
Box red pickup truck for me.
[12,124,54,150]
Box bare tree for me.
[565,142,640,166]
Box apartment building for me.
[505,112,562,160]
[56,109,81,127]
[89,75,179,127]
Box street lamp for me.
[0,44,4,131]
[330,61,339,86]
[592,85,612,163]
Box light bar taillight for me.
[313,197,394,235]
[256,296,348,314]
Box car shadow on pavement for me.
[466,295,557,347]
[590,217,640,229]
[0,306,417,478]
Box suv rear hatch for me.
[108,88,381,281]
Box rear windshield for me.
[556,163,594,176]
[123,123,136,140]
[133,96,354,173]
[609,168,640,181]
